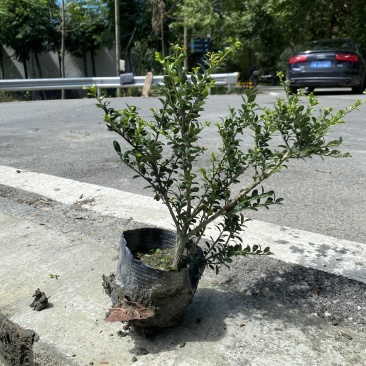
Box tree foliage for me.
[63,0,110,76]
[1,0,366,78]
[0,0,59,77]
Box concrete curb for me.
[1,164,365,284]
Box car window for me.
[298,40,355,52]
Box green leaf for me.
[113,140,121,153]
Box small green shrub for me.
[0,90,32,102]
[88,39,364,272]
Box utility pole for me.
[183,0,188,69]
[61,0,66,99]
[115,0,121,97]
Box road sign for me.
[191,38,212,54]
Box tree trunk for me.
[82,54,88,77]
[91,50,96,77]
[30,51,37,100]
[172,234,188,269]
[326,16,336,39]
[137,40,148,74]
[160,18,165,58]
[34,52,43,78]
[22,57,28,79]
[34,52,47,100]
[183,26,188,69]
[0,46,4,79]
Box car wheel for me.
[352,78,365,94]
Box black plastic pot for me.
[110,227,206,329]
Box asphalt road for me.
[0,86,365,244]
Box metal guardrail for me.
[0,73,239,96]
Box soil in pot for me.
[134,247,175,271]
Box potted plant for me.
[88,39,362,330]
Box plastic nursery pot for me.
[107,227,206,330]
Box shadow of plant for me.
[209,256,366,332]
[129,287,229,355]
[128,256,366,356]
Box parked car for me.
[286,39,366,94]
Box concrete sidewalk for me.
[1,164,366,365]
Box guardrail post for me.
[142,72,153,98]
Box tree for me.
[63,0,110,77]
[0,0,59,79]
